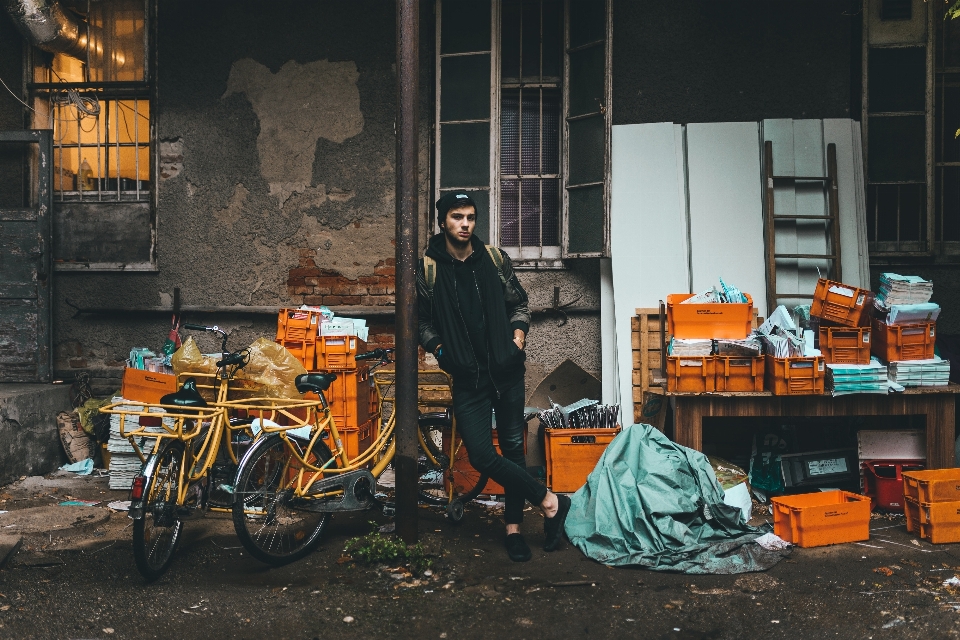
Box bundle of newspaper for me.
[106,397,171,490]
[757,305,817,358]
[716,336,762,357]
[877,273,933,307]
[826,360,888,396]
[887,356,951,387]
[668,338,713,356]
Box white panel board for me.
[600,258,618,406]
[824,118,870,288]
[610,123,689,420]
[686,122,767,313]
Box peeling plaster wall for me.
[52,1,420,371]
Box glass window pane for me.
[440,122,490,188]
[542,89,560,174]
[568,116,604,185]
[500,179,519,246]
[520,89,541,174]
[940,167,960,241]
[542,177,560,245]
[441,0,491,54]
[541,0,562,79]
[869,46,926,113]
[520,179,541,246]
[940,85,960,163]
[568,44,605,117]
[521,1,542,80]
[569,0,605,49]
[876,184,899,242]
[501,2,521,81]
[567,185,604,254]
[440,55,491,122]
[898,183,925,241]
[868,115,926,182]
[501,89,520,175]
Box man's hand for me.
[513,329,526,351]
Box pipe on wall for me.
[4,0,88,60]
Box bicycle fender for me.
[128,452,160,520]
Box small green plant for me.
[343,523,432,573]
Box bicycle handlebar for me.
[216,351,247,368]
[183,323,208,331]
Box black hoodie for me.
[417,233,531,389]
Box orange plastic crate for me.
[121,367,177,404]
[666,293,754,339]
[303,366,371,430]
[316,335,367,371]
[764,354,825,395]
[871,320,936,362]
[914,499,960,544]
[819,326,871,365]
[544,427,621,494]
[276,308,323,342]
[810,278,872,327]
[905,496,920,533]
[771,490,871,547]
[903,468,960,503]
[714,356,764,392]
[314,417,376,460]
[666,356,717,393]
[281,339,316,370]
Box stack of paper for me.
[668,338,713,356]
[888,356,951,387]
[885,303,941,325]
[107,397,170,490]
[716,336,762,357]
[877,273,933,307]
[826,360,889,396]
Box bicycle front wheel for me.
[133,439,185,581]
[232,435,331,566]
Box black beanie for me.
[435,190,477,227]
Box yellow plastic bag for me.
[171,336,218,377]
[236,337,307,399]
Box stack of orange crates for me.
[809,278,873,370]
[903,469,960,544]
[276,308,323,369]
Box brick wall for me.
[287,249,396,307]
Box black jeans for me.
[453,375,548,525]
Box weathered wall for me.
[612,0,860,125]
[53,1,418,370]
[0,12,24,208]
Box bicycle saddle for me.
[295,373,337,394]
[160,378,208,408]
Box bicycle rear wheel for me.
[417,418,487,506]
[133,440,185,581]
[232,435,331,566]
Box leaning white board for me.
[824,118,870,289]
[610,123,690,419]
[686,122,767,314]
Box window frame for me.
[27,0,157,272]
[433,0,612,266]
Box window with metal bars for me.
[499,0,562,255]
[31,0,150,203]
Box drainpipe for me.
[4,0,89,60]
[394,0,420,544]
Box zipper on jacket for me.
[474,270,501,399]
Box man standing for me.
[417,190,570,562]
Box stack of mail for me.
[758,305,813,357]
[888,356,951,387]
[877,273,933,307]
[883,302,941,325]
[826,360,888,396]
[716,336,762,357]
[668,338,713,356]
[680,277,748,304]
[107,397,170,490]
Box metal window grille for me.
[936,12,960,247]
[499,0,562,255]
[49,94,150,202]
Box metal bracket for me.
[532,286,582,327]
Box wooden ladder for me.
[763,140,841,313]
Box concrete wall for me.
[0,384,71,484]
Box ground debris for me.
[874,567,895,576]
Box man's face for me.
[442,205,476,246]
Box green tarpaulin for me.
[564,423,788,574]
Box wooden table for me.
[669,384,960,469]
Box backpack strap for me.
[422,246,506,299]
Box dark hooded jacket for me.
[417,233,530,389]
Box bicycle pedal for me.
[382,503,396,517]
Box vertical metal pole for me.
[395,0,420,544]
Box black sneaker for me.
[505,533,532,562]
[543,494,571,552]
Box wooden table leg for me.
[673,397,704,451]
